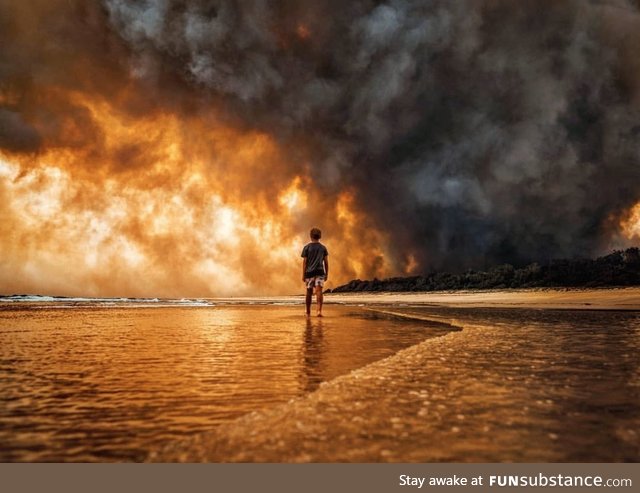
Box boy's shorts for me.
[305,276,326,289]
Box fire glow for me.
[2,0,640,297]
[0,91,391,297]
[622,202,640,240]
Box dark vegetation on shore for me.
[328,248,640,293]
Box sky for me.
[1,0,640,297]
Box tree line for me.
[328,248,640,293]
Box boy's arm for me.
[324,256,329,280]
[302,258,307,282]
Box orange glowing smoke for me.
[0,1,398,297]
[0,88,398,297]
[296,24,311,40]
[621,202,640,239]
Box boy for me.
[301,227,329,317]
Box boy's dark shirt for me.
[301,242,328,278]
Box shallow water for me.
[3,302,640,462]
[0,303,447,461]
[159,306,640,462]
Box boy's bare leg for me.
[305,288,313,317]
[315,285,323,316]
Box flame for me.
[404,254,419,274]
[621,202,640,239]
[278,176,308,212]
[336,192,356,227]
[333,191,390,280]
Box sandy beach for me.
[220,287,640,310]
[323,287,640,311]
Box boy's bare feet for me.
[317,312,323,317]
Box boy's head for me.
[310,227,322,241]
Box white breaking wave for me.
[0,295,216,307]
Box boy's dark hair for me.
[310,228,322,240]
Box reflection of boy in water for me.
[302,319,325,392]
[301,227,329,317]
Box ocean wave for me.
[0,295,216,307]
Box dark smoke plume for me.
[102,0,640,271]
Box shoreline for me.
[3,287,640,311]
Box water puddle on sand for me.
[156,306,640,462]
[0,304,452,461]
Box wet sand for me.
[154,293,640,462]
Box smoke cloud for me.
[1,0,640,296]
